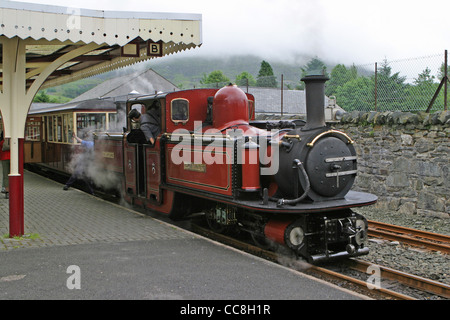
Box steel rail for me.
[307,264,416,300]
[368,220,450,254]
[345,259,450,299]
[368,220,450,243]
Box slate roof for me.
[242,86,330,115]
[71,69,179,102]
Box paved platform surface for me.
[0,171,367,301]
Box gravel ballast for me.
[354,206,449,288]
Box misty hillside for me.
[45,54,333,101]
[148,54,306,88]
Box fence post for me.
[445,50,448,111]
[426,50,448,113]
[374,62,378,111]
[281,74,284,117]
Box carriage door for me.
[124,142,146,198]
[145,146,162,203]
[124,102,148,198]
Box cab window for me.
[171,99,189,123]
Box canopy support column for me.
[0,37,27,237]
[0,36,103,237]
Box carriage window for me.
[57,115,63,142]
[108,113,118,131]
[25,118,41,142]
[67,114,73,142]
[46,116,53,141]
[62,115,67,143]
[171,99,189,122]
[76,113,107,132]
[51,116,60,142]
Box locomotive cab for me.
[124,97,164,201]
[126,100,162,146]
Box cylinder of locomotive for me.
[263,219,291,245]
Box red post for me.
[9,138,24,237]
[19,138,24,235]
[9,175,23,237]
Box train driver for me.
[128,105,160,145]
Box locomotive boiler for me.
[92,75,377,263]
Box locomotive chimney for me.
[301,75,329,130]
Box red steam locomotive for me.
[91,75,377,263]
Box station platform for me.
[0,170,368,302]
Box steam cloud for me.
[66,107,127,195]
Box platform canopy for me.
[0,0,202,90]
[0,0,202,236]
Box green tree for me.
[335,77,374,111]
[406,67,440,111]
[256,61,277,87]
[33,90,70,103]
[200,70,230,87]
[297,57,329,89]
[33,90,51,102]
[376,59,407,110]
[301,57,329,78]
[326,64,358,96]
[414,67,435,86]
[235,71,256,86]
[438,62,448,80]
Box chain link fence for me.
[195,51,449,115]
[196,80,310,116]
[339,52,448,113]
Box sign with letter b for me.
[148,41,163,57]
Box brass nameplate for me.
[102,151,115,159]
[183,163,206,173]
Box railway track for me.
[368,220,450,254]
[343,259,450,299]
[190,222,450,300]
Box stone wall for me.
[331,110,450,219]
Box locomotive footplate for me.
[239,190,377,214]
[165,184,377,215]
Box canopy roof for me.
[0,0,202,89]
[70,68,178,102]
[29,98,116,115]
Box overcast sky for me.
[17,0,450,65]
